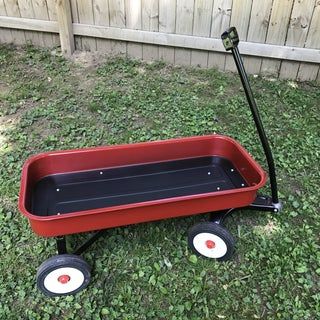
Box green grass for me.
[0,44,319,320]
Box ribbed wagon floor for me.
[31,156,248,216]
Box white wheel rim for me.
[43,267,85,294]
[193,232,228,258]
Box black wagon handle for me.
[221,27,280,205]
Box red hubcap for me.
[58,275,71,284]
[205,240,215,249]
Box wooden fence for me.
[0,0,320,81]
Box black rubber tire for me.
[36,254,91,297]
[188,222,235,261]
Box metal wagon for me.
[19,27,282,296]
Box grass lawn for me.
[0,45,319,320]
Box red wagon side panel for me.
[19,135,267,237]
[29,190,255,237]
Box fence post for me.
[56,0,75,56]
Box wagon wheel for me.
[36,254,91,297]
[188,222,235,261]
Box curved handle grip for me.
[221,27,239,51]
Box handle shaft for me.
[221,27,279,204]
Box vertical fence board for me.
[47,0,56,20]
[93,0,109,26]
[280,0,315,79]
[175,0,194,66]
[1,1,15,44]
[33,0,55,47]
[225,0,252,72]
[246,0,272,75]
[109,0,125,26]
[261,0,294,76]
[0,0,4,12]
[0,0,13,44]
[0,27,12,43]
[159,0,176,63]
[125,0,142,59]
[69,0,78,22]
[17,0,42,45]
[77,1,96,51]
[298,62,319,81]
[47,0,59,45]
[93,0,113,54]
[191,0,213,68]
[142,0,159,61]
[0,1,5,14]
[297,1,320,81]
[5,0,21,18]
[5,0,26,45]
[108,0,126,55]
[69,0,82,49]
[208,0,232,70]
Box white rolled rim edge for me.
[193,232,228,258]
[43,267,85,294]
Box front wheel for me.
[188,222,235,261]
[37,254,91,297]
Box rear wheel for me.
[37,254,91,297]
[188,222,235,261]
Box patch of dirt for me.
[29,117,57,138]
[73,74,96,95]
[70,50,108,69]
[136,66,146,74]
[0,81,10,96]
[0,100,36,127]
[262,220,278,235]
[69,51,110,93]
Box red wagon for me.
[19,28,282,296]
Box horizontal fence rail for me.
[0,0,319,81]
[1,15,320,64]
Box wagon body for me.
[19,135,267,237]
